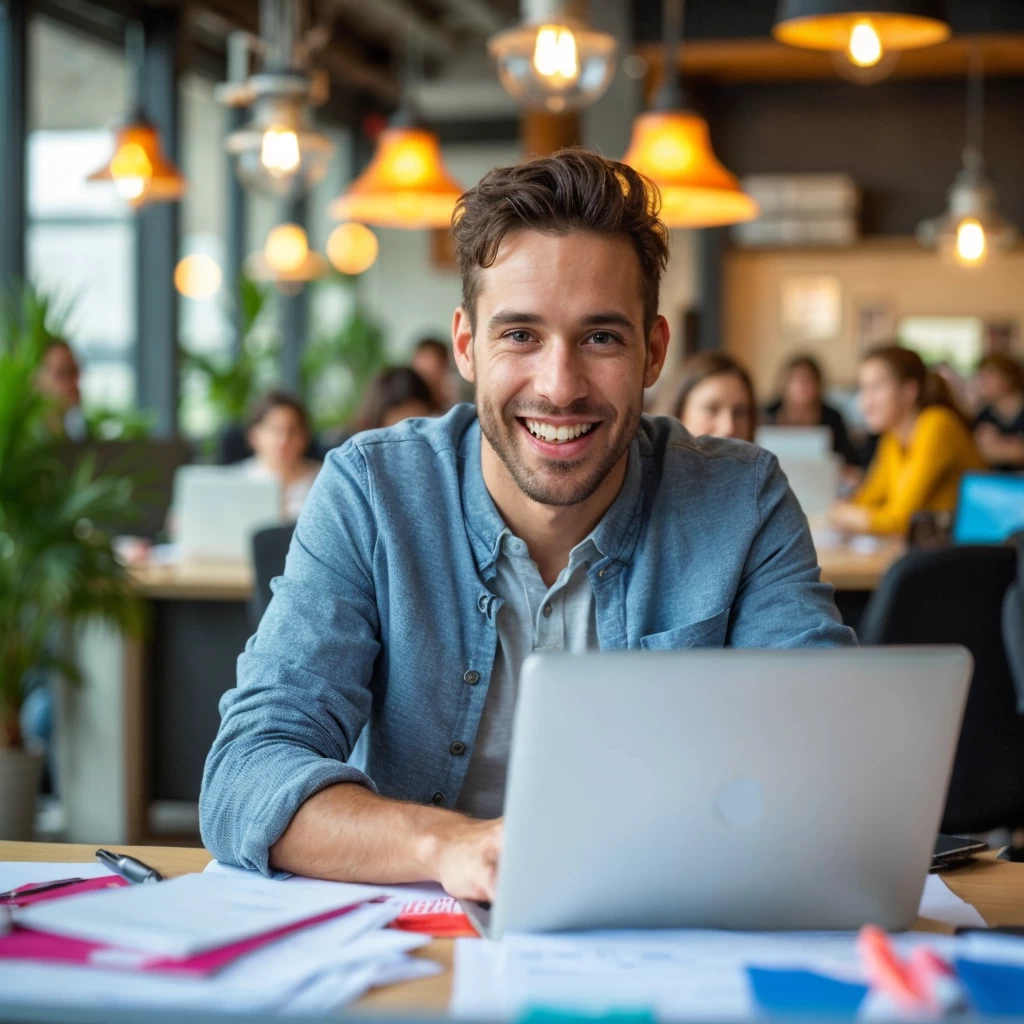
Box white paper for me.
[0,900,427,1013]
[0,862,115,895]
[919,874,988,929]
[452,931,963,1021]
[15,867,388,957]
[204,859,448,904]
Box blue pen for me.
[95,849,164,884]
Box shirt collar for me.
[458,415,645,577]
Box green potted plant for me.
[0,305,144,839]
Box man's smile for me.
[516,416,604,459]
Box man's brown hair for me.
[451,148,670,337]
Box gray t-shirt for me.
[455,530,601,819]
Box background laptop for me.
[174,466,282,562]
[755,427,841,520]
[465,647,972,937]
[952,472,1024,544]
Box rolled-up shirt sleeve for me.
[199,444,382,875]
[728,450,857,648]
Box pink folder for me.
[1,877,370,976]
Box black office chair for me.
[249,524,296,628]
[1004,531,1024,713]
[860,545,1024,835]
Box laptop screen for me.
[953,472,1024,544]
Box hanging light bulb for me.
[847,18,883,67]
[87,118,187,208]
[330,123,465,229]
[174,254,223,299]
[246,223,328,292]
[218,2,334,196]
[954,218,986,267]
[772,1,950,78]
[488,0,616,113]
[621,0,758,229]
[85,26,186,208]
[917,50,1018,269]
[326,223,379,275]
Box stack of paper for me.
[0,862,441,1014]
[451,876,989,1020]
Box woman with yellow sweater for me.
[830,345,985,536]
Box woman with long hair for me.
[973,352,1024,470]
[667,351,757,443]
[764,353,860,465]
[829,345,984,536]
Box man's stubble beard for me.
[476,391,643,508]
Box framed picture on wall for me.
[855,299,895,351]
[780,275,842,343]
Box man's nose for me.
[533,341,588,409]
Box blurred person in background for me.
[352,366,437,433]
[411,336,456,412]
[973,352,1024,470]
[35,338,87,441]
[830,345,984,536]
[242,391,321,521]
[669,351,756,443]
[764,354,860,466]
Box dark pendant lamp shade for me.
[773,0,951,53]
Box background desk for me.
[62,563,255,845]
[2,841,1023,1015]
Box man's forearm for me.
[269,783,454,883]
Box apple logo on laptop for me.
[714,776,765,828]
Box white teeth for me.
[524,420,595,443]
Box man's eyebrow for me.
[487,311,547,330]
[579,311,637,331]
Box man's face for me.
[453,230,668,507]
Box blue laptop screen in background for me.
[953,473,1024,544]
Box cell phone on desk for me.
[932,834,987,871]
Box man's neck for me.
[480,441,628,587]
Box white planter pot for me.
[0,747,43,840]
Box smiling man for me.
[200,150,855,900]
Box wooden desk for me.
[5,841,1024,1014]
[128,560,254,601]
[817,538,905,591]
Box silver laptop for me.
[175,465,282,562]
[463,647,971,937]
[755,425,833,459]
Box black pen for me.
[95,849,164,884]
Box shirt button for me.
[463,670,480,685]
[450,741,466,756]
[543,602,553,617]
[431,792,445,806]
[598,569,606,578]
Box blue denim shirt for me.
[200,405,855,874]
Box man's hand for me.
[428,816,504,902]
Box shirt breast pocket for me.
[639,607,730,650]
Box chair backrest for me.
[1004,531,1024,714]
[859,544,1022,834]
[249,523,296,628]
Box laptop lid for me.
[490,647,971,937]
[755,426,833,459]
[175,466,282,562]
[952,472,1024,544]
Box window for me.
[26,16,135,411]
[897,316,984,376]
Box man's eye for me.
[506,330,533,343]
[588,331,618,345]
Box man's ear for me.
[643,314,671,389]
[452,306,476,384]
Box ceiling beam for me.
[431,0,505,37]
[324,0,455,59]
